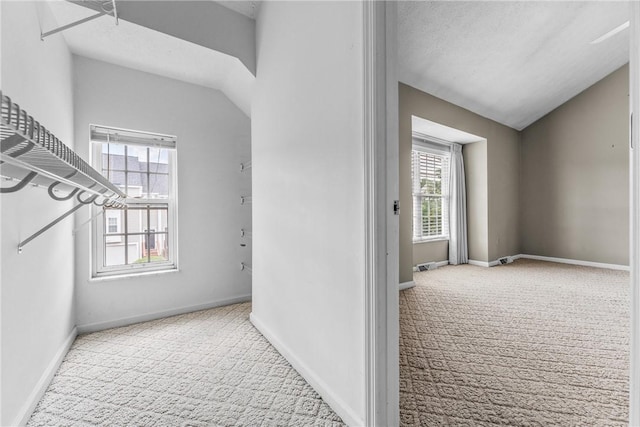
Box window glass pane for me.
[126,173,146,197]
[412,147,449,240]
[129,234,146,264]
[127,208,147,234]
[102,143,126,172]
[131,233,169,264]
[104,240,126,267]
[94,126,176,276]
[148,208,168,232]
[104,170,126,189]
[148,174,169,198]
[128,145,148,167]
[421,196,443,236]
[148,147,169,171]
[104,208,124,240]
[156,233,169,262]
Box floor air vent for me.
[499,257,514,265]
[416,262,437,272]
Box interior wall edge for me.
[12,327,78,427]
[249,313,363,427]
[76,294,251,334]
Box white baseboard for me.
[468,259,492,267]
[14,326,78,426]
[249,313,363,427]
[516,254,629,271]
[77,294,252,334]
[399,281,415,291]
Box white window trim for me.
[411,138,451,243]
[90,125,179,278]
[413,236,449,244]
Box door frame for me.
[365,2,640,426]
[629,3,639,425]
[363,1,399,426]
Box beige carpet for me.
[400,259,629,426]
[28,302,344,427]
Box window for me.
[412,140,450,242]
[91,125,177,277]
[107,217,118,233]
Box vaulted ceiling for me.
[46,1,255,116]
[398,1,630,130]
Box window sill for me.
[413,237,449,244]
[89,267,179,283]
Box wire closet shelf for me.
[1,92,128,253]
[0,93,126,206]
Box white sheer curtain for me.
[449,143,468,264]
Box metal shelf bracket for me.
[41,0,118,40]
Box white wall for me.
[251,2,365,425]
[73,56,252,330]
[1,2,75,425]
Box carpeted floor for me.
[28,302,345,427]
[29,259,630,426]
[400,259,630,426]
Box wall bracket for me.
[41,0,118,40]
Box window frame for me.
[411,139,451,243]
[90,125,178,278]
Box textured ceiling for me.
[46,1,253,116]
[398,1,629,130]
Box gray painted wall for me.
[464,140,489,263]
[487,128,521,261]
[413,240,448,267]
[399,83,519,283]
[520,64,629,265]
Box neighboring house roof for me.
[102,153,169,197]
